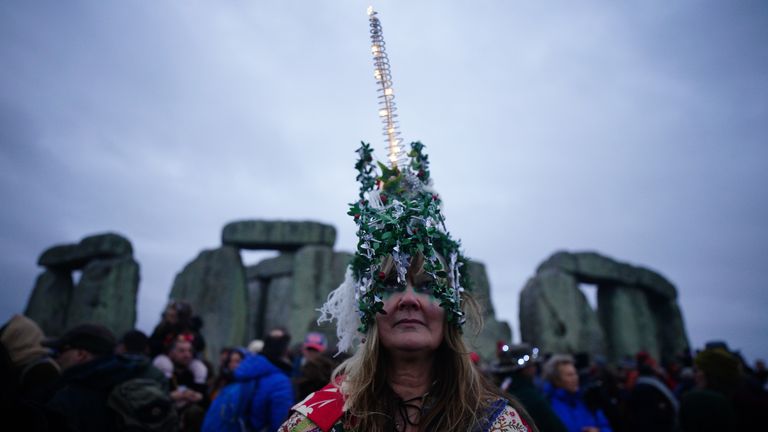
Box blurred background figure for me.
[544,354,613,432]
[292,331,327,377]
[153,334,207,432]
[0,314,63,430]
[301,332,326,362]
[293,352,337,403]
[45,323,175,432]
[210,346,247,400]
[116,329,151,358]
[202,327,293,432]
[491,342,567,432]
[624,351,677,432]
[679,346,740,431]
[150,301,206,358]
[153,333,208,395]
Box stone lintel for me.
[222,220,336,251]
[38,232,133,270]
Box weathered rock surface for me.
[463,261,513,362]
[222,220,336,251]
[522,251,688,364]
[598,285,660,362]
[27,232,139,337]
[38,233,133,270]
[171,246,248,361]
[519,268,605,355]
[25,270,74,337]
[244,247,352,348]
[246,253,295,280]
[65,257,139,338]
[655,300,689,361]
[538,251,676,300]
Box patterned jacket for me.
[278,382,531,432]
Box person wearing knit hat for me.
[1,314,55,368]
[0,315,61,408]
[693,348,742,397]
[679,348,741,432]
[0,315,67,432]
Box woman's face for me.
[376,276,445,355]
[228,352,244,372]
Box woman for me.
[278,18,536,424]
[279,253,536,431]
[149,300,206,357]
[543,355,612,432]
[209,347,247,400]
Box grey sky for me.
[1,1,766,363]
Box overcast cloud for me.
[1,1,766,363]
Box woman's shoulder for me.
[484,400,532,432]
[284,382,346,432]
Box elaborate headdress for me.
[319,8,471,353]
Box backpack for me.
[202,379,260,432]
[108,377,179,432]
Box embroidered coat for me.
[278,383,531,432]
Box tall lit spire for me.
[367,6,405,170]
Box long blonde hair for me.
[330,255,537,431]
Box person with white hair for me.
[543,354,612,432]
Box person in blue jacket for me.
[543,354,613,432]
[203,327,294,432]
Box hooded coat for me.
[241,354,293,431]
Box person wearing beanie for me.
[679,347,740,432]
[0,315,64,430]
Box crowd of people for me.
[1,299,766,431]
[0,301,347,432]
[487,342,768,432]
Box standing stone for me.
[243,248,352,349]
[25,270,74,337]
[65,256,140,338]
[289,245,337,341]
[170,246,247,361]
[598,285,659,362]
[463,261,512,362]
[654,299,689,363]
[246,253,295,342]
[519,268,604,355]
[222,220,336,251]
[261,275,294,339]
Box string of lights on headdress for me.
[367,6,406,169]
